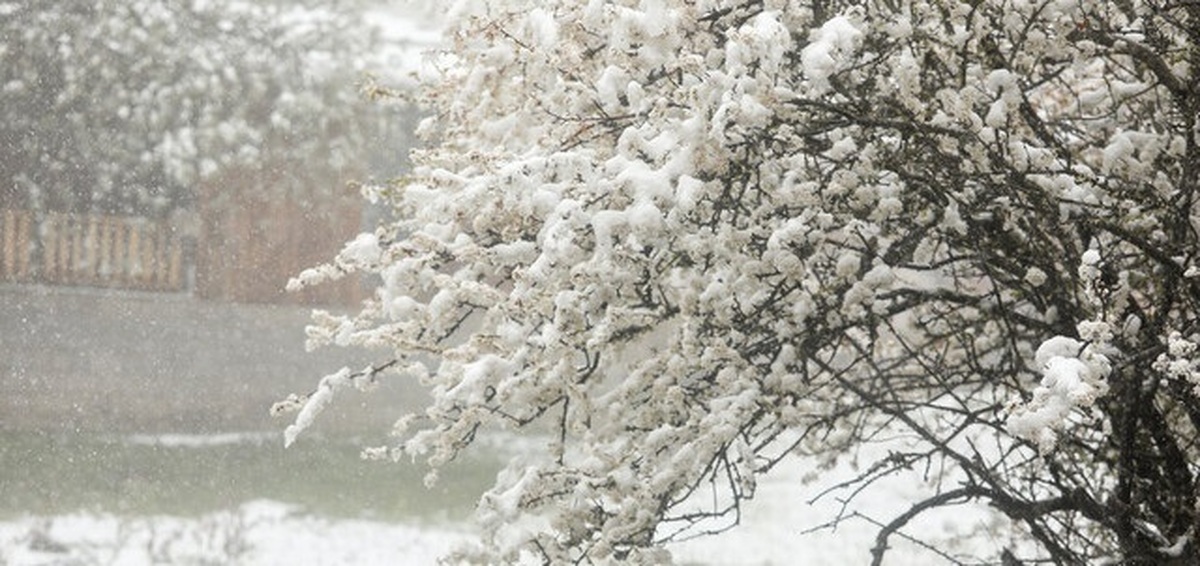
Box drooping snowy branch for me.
[283,0,1200,563]
[271,360,398,447]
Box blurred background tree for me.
[0,0,425,302]
[0,0,406,218]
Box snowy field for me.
[0,488,1000,566]
[1,434,1005,565]
[0,501,470,566]
[1,287,1007,564]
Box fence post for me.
[40,213,57,282]
[68,214,83,283]
[130,221,143,286]
[17,210,30,279]
[82,216,99,283]
[168,230,182,290]
[58,214,73,282]
[113,216,127,287]
[154,222,172,290]
[1,209,17,279]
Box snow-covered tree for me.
[282,0,1200,563]
[0,0,387,217]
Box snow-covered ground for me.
[670,455,1005,566]
[1,453,1004,565]
[0,501,470,566]
[1,284,1007,564]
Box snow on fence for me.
[0,209,187,292]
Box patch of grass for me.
[0,430,501,523]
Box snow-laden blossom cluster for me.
[1154,332,1200,397]
[283,0,1200,563]
[1008,333,1111,454]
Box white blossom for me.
[283,0,1200,563]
